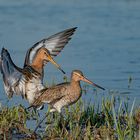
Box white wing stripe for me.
[24,27,77,66]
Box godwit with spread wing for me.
[0,27,77,104]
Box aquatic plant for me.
[0,105,31,139]
[0,94,139,139]
[30,95,137,140]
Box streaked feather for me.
[24,27,77,66]
[0,27,77,103]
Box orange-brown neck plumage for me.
[30,48,47,74]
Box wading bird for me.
[0,27,77,104]
[30,70,105,111]
[29,70,105,132]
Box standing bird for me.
[29,70,105,132]
[30,70,105,112]
[0,27,77,104]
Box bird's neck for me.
[70,79,81,89]
[30,57,44,75]
[23,65,44,81]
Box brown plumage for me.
[1,47,65,104]
[0,27,77,104]
[30,70,105,112]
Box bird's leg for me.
[30,108,40,122]
[60,112,64,119]
[56,112,66,130]
[50,107,57,119]
[33,112,49,133]
[25,106,39,121]
[60,113,64,125]
[52,112,55,119]
[33,107,40,117]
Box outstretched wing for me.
[24,27,77,67]
[0,48,22,98]
[28,83,69,109]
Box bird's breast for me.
[25,76,44,104]
[66,85,82,105]
[13,73,44,104]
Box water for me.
[0,0,140,108]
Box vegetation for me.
[0,105,31,139]
[0,95,139,140]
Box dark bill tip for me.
[61,69,66,74]
[59,67,66,74]
[93,83,105,91]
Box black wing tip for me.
[69,27,77,31]
[64,27,78,34]
[1,47,9,56]
[73,27,78,30]
[54,27,78,38]
[68,27,78,30]
[27,105,33,110]
[57,27,77,41]
[2,47,7,52]
[27,104,43,111]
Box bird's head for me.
[72,70,105,90]
[35,47,65,74]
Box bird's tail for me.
[1,48,22,98]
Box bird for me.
[29,70,105,113]
[0,27,77,104]
[0,47,65,105]
[23,27,77,78]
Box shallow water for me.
[0,0,140,108]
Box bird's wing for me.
[32,83,69,107]
[0,48,22,98]
[24,27,77,67]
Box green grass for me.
[0,96,139,140]
[0,105,31,139]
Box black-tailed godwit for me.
[0,27,77,104]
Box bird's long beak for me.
[80,76,105,90]
[47,55,65,74]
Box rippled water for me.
[0,0,140,108]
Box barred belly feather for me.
[13,67,44,104]
[25,77,44,104]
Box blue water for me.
[0,0,140,108]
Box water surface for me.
[0,0,140,107]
